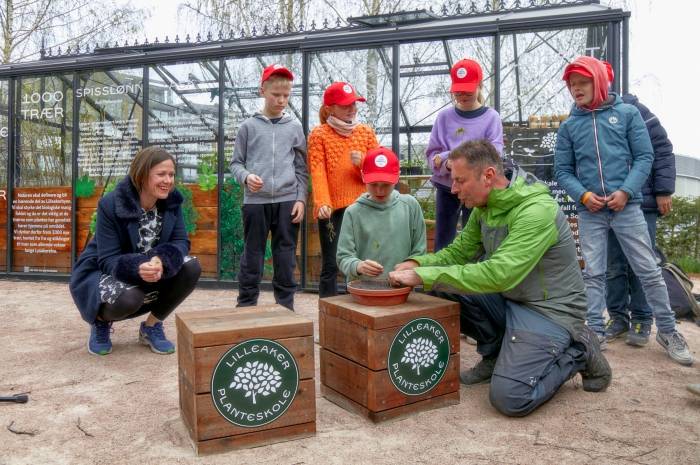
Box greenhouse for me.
[0,0,630,288]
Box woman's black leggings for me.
[98,259,201,322]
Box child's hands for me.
[139,257,163,282]
[318,205,332,220]
[357,259,384,277]
[656,195,672,215]
[433,154,443,169]
[291,201,305,224]
[245,174,264,192]
[606,190,629,212]
[350,150,362,167]
[584,193,607,212]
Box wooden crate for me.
[319,293,460,423]
[176,305,316,455]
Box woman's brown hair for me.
[128,146,176,193]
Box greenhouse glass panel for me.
[148,61,220,278]
[13,75,73,273]
[221,52,303,282]
[75,67,144,259]
[0,80,7,271]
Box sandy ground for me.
[1,279,699,465]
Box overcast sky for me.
[139,0,698,157]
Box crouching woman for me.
[70,147,201,356]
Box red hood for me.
[563,56,609,110]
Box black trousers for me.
[435,291,586,417]
[99,258,201,322]
[317,207,345,298]
[237,201,299,310]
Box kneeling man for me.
[389,139,611,417]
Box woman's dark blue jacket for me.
[622,94,676,213]
[69,176,190,324]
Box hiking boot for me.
[139,322,175,354]
[656,331,694,366]
[88,320,113,355]
[626,322,651,347]
[576,326,612,392]
[604,319,629,342]
[459,357,496,385]
[688,383,700,397]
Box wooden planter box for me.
[176,305,316,455]
[319,293,460,423]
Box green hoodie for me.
[337,190,426,281]
[413,168,586,334]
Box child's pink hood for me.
[562,56,609,110]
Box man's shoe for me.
[459,357,496,385]
[604,319,629,342]
[139,322,175,354]
[88,320,113,355]
[626,322,651,347]
[576,326,612,392]
[656,331,694,366]
[687,383,700,397]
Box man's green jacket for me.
[413,168,587,334]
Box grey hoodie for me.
[230,112,308,204]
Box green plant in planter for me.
[75,175,96,198]
[400,157,425,175]
[197,154,218,192]
[88,180,118,236]
[175,182,198,235]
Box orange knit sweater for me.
[307,123,379,218]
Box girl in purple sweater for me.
[426,58,504,250]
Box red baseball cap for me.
[450,59,483,93]
[362,147,399,184]
[261,64,294,83]
[323,82,366,106]
[562,64,593,82]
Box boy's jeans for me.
[605,211,658,326]
[578,204,675,335]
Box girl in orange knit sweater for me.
[307,82,379,297]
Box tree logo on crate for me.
[388,318,450,395]
[211,338,299,428]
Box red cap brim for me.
[563,67,593,82]
[362,172,399,184]
[333,94,366,106]
[450,82,478,93]
[263,68,294,82]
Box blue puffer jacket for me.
[554,93,654,210]
[621,94,675,213]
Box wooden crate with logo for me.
[176,306,316,455]
[319,293,460,422]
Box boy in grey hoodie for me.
[337,147,426,281]
[230,64,308,310]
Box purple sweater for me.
[425,106,504,188]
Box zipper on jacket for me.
[591,112,608,197]
[271,122,276,198]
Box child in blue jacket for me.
[554,56,692,366]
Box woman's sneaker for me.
[656,331,693,366]
[626,322,651,347]
[88,320,113,355]
[139,322,175,354]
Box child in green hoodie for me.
[336,147,426,281]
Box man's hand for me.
[350,150,362,167]
[584,193,607,212]
[388,269,422,288]
[656,195,672,216]
[139,257,163,282]
[291,201,305,223]
[393,260,419,272]
[357,259,383,277]
[245,174,263,192]
[318,205,332,220]
[606,190,629,212]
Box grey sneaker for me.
[656,331,694,366]
[605,319,629,342]
[576,326,612,392]
[459,357,496,385]
[626,322,651,347]
[688,383,700,397]
[597,333,608,352]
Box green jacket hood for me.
[485,167,552,217]
[356,190,400,210]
